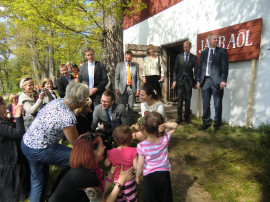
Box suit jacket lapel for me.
[94,61,98,76]
[122,62,127,81]
[211,47,218,65]
[131,63,135,77]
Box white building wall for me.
[123,0,270,127]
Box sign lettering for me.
[197,18,262,62]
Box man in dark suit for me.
[91,90,128,148]
[79,47,108,107]
[115,50,140,124]
[196,33,229,132]
[172,40,198,124]
[56,64,74,98]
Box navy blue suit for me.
[173,52,198,122]
[79,61,108,107]
[197,47,228,127]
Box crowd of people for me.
[0,32,229,202]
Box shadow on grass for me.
[187,119,270,201]
[169,134,197,201]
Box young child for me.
[104,125,138,201]
[135,111,178,202]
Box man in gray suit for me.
[91,90,128,148]
[115,50,140,124]
[172,40,198,124]
[79,47,108,107]
[196,33,229,132]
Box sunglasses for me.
[24,77,33,82]
[79,132,100,141]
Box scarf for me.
[91,164,104,193]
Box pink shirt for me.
[12,104,17,122]
[137,132,171,176]
[107,147,137,180]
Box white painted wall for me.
[123,0,270,127]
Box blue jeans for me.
[21,141,71,202]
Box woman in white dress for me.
[142,44,164,97]
[139,84,167,122]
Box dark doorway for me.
[162,41,185,102]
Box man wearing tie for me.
[79,47,108,107]
[196,33,229,132]
[115,50,140,124]
[56,64,74,98]
[172,40,198,124]
[91,90,128,149]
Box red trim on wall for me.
[123,0,182,30]
[196,18,262,62]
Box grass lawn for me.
[28,116,270,202]
[168,116,270,201]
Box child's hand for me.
[130,124,141,131]
[104,158,111,167]
[110,165,118,175]
[136,177,140,184]
[133,131,146,141]
[158,124,165,133]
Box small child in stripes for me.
[104,125,138,201]
[135,111,178,202]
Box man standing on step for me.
[115,50,140,125]
[172,40,198,124]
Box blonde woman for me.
[73,98,93,134]
[18,77,45,129]
[7,93,19,122]
[142,44,164,96]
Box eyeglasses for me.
[101,100,111,104]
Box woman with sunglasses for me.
[21,82,89,202]
[50,132,134,202]
[18,77,47,129]
[0,96,30,202]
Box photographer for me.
[40,78,56,105]
[18,77,46,130]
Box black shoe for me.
[176,119,182,124]
[199,125,211,130]
[185,119,191,124]
[214,126,220,133]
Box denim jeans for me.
[21,141,71,202]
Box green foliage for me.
[0,0,146,89]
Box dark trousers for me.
[143,171,172,202]
[177,76,192,121]
[201,77,223,127]
[145,75,161,97]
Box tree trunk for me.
[102,8,124,91]
[0,71,4,93]
[48,45,56,84]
